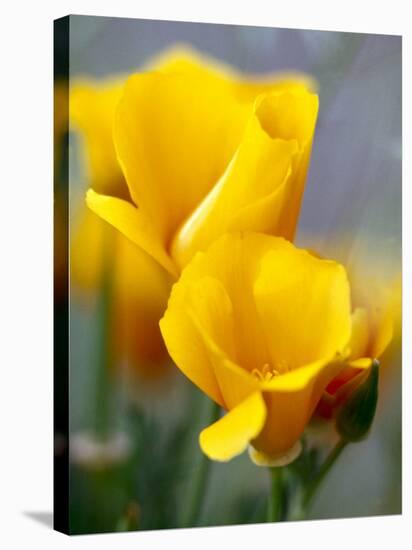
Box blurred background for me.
[55,15,401,533]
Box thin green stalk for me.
[183,401,221,528]
[267,467,285,522]
[303,439,348,510]
[94,228,114,439]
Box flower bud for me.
[336,360,379,442]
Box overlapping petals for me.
[160,232,352,463]
[86,47,318,276]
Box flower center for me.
[252,361,292,381]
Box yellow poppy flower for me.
[160,232,352,465]
[86,47,318,277]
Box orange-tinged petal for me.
[199,392,266,461]
[254,357,345,456]
[86,189,178,277]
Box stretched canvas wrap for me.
[54,15,402,535]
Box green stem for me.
[267,467,284,522]
[303,439,348,511]
[94,228,114,439]
[183,401,220,528]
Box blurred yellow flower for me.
[70,212,173,376]
[54,81,68,299]
[70,73,173,377]
[54,81,68,177]
[86,46,318,277]
[70,79,129,198]
[160,232,353,465]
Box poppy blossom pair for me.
[72,46,394,465]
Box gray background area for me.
[68,15,401,523]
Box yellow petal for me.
[171,113,299,268]
[159,267,225,408]
[164,233,296,379]
[209,234,297,372]
[347,358,373,369]
[172,90,318,269]
[186,276,237,360]
[160,258,259,408]
[114,71,251,243]
[186,277,260,409]
[147,44,317,99]
[199,392,266,461]
[254,246,351,370]
[226,172,291,234]
[70,79,128,197]
[86,189,178,277]
[255,91,319,239]
[250,245,351,456]
[143,44,240,79]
